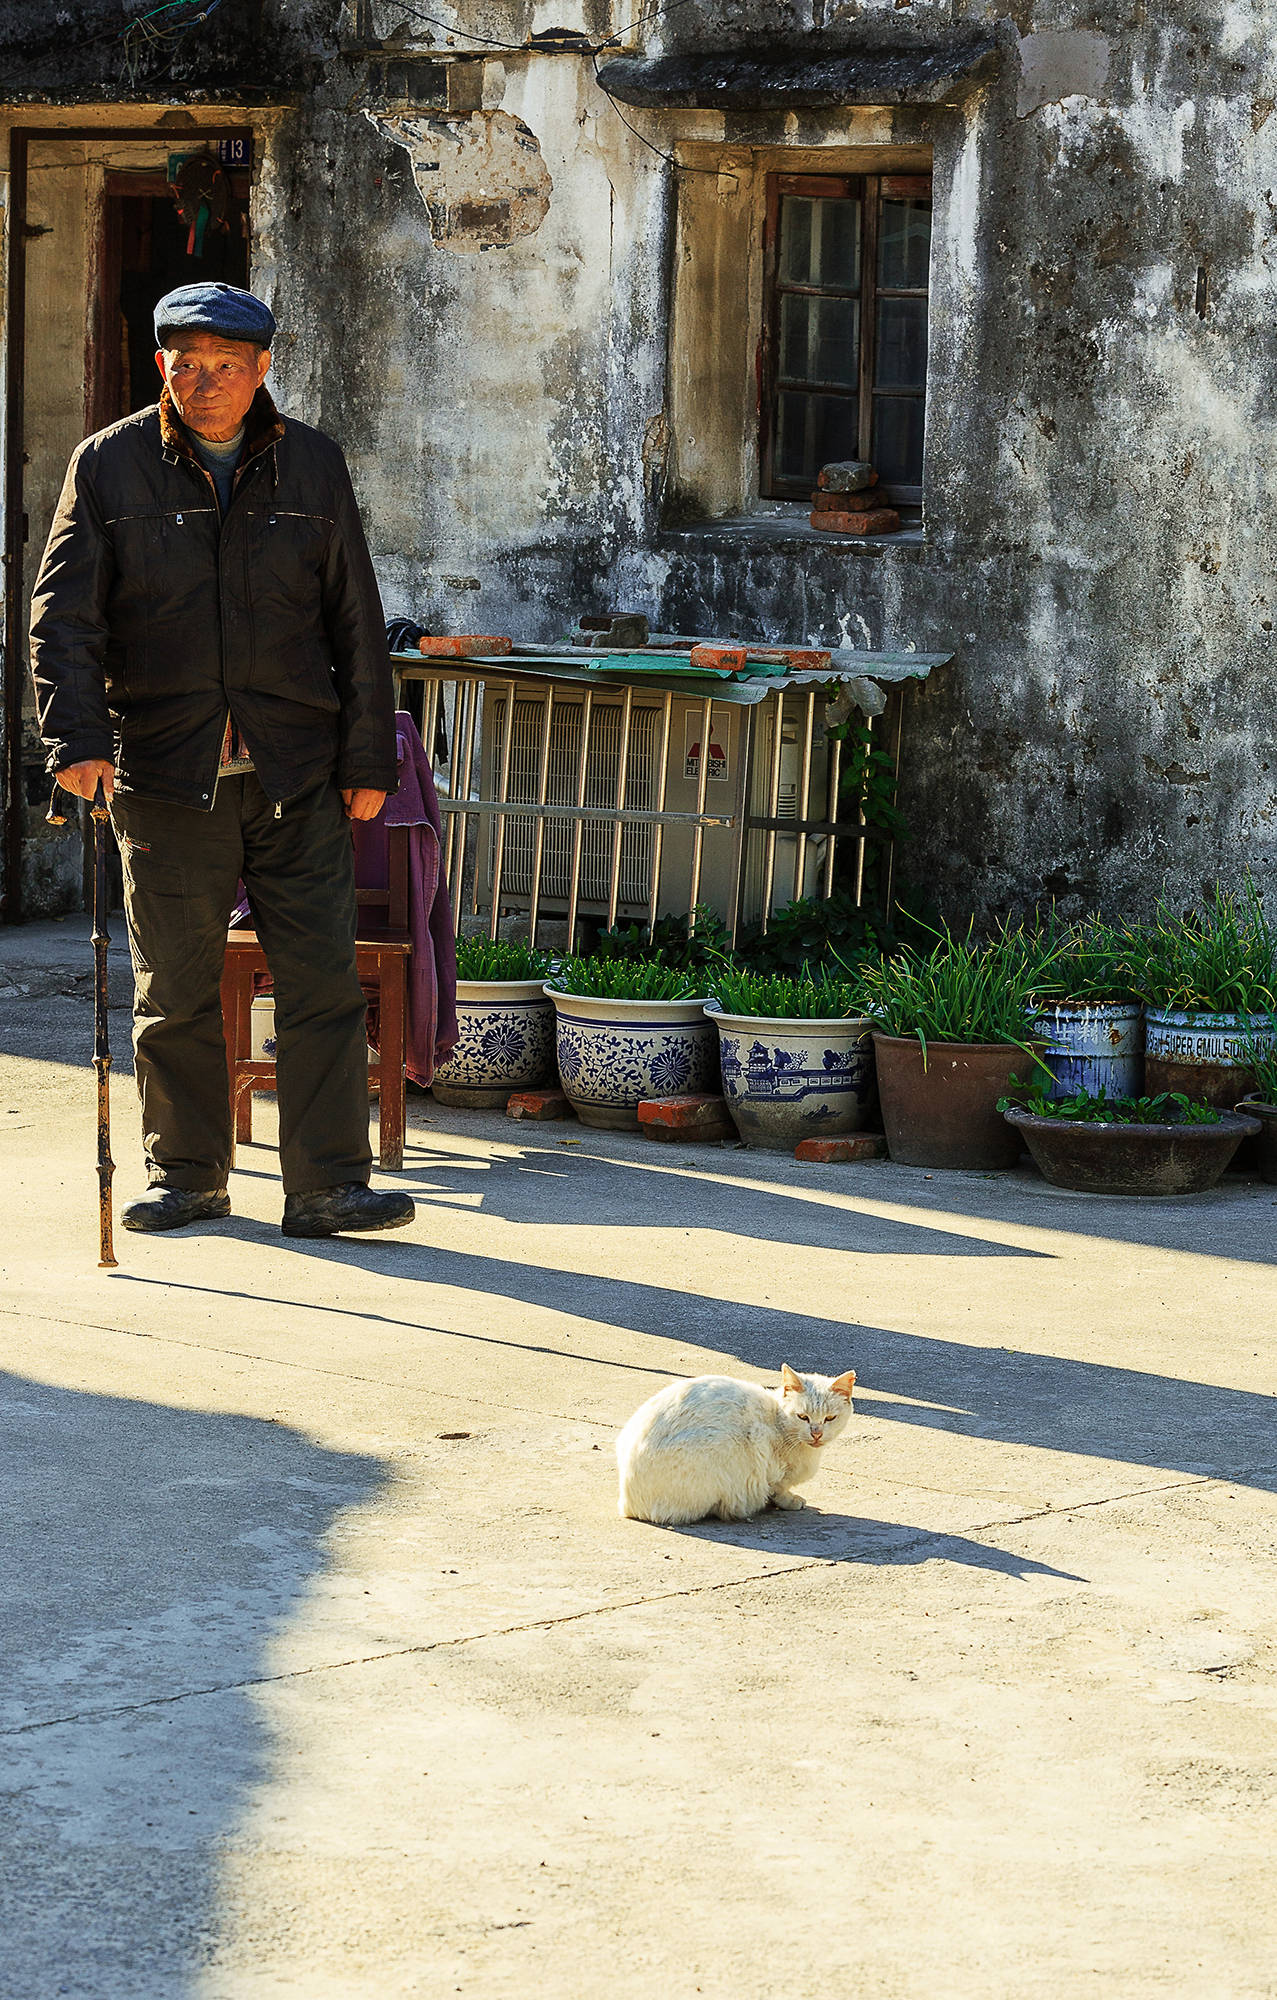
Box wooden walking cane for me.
[47,779,117,1267]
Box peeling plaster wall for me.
[6,0,1277,921]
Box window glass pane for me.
[779,293,859,388]
[875,295,928,390]
[871,396,925,487]
[775,389,859,485]
[878,198,931,289]
[779,194,860,290]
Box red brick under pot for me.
[872,1034,1042,1171]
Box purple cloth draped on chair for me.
[351,713,458,1087]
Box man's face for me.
[155,332,271,441]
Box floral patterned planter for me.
[709,1009,877,1149]
[431,979,556,1109]
[545,988,716,1130]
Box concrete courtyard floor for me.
[2,916,1276,1999]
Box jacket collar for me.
[158,384,285,467]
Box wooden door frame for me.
[2,123,253,921]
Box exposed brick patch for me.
[793,1134,887,1163]
[638,1094,737,1141]
[506,1089,573,1121]
[809,508,901,535]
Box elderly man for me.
[30,281,415,1240]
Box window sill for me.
[659,510,926,551]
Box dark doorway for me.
[80,145,252,908]
[88,156,251,433]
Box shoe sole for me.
[122,1196,231,1233]
[280,1208,415,1240]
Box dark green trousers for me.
[111,773,373,1197]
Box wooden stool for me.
[221,828,414,1171]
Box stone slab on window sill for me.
[660,512,926,551]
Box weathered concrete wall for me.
[257,0,1277,920]
[5,0,1277,920]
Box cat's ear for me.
[829,1370,857,1399]
[780,1364,803,1394]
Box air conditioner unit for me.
[477,687,833,925]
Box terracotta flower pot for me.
[872,1034,1039,1170]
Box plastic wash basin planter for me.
[1003,1105,1260,1197]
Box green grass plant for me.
[998,1080,1221,1125]
[1028,911,1138,1007]
[547,956,706,1002]
[709,965,862,1020]
[454,936,554,982]
[1128,881,1275,1012]
[847,918,1061,1066]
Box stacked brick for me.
[809,460,901,536]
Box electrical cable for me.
[375,0,730,181]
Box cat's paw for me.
[770,1489,806,1510]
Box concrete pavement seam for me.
[0,1473,1217,1743]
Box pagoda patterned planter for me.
[431,978,556,1108]
[708,1008,877,1150]
[546,988,715,1131]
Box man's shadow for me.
[0,1370,387,1999]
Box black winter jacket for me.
[30,387,398,810]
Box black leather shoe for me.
[280,1182,415,1238]
[122,1187,231,1233]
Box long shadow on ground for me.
[0,1372,387,2000]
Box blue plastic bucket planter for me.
[709,1009,877,1150]
[1030,1002,1143,1100]
[1145,1008,1276,1108]
[431,979,556,1108]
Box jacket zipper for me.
[175,445,274,812]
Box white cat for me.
[616,1364,857,1526]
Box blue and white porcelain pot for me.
[709,1008,877,1149]
[545,988,716,1130]
[431,979,557,1108]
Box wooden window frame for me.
[760,170,931,508]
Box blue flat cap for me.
[154,282,276,347]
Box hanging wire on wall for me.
[373,0,735,181]
[120,0,224,90]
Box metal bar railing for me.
[525,685,556,948]
[687,693,714,929]
[793,688,815,902]
[487,680,517,939]
[760,688,785,934]
[605,686,634,934]
[455,677,482,919]
[439,801,735,827]
[882,688,906,917]
[726,703,754,948]
[646,689,673,942]
[853,712,871,907]
[823,725,843,901]
[565,687,594,954]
